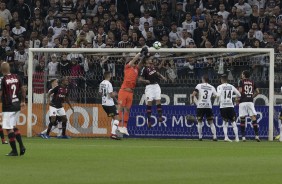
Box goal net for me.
[25,48,275,140]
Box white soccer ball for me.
[153,41,161,50]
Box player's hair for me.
[242,70,250,78]
[104,71,111,78]
[202,74,209,82]
[49,78,57,84]
[221,74,227,81]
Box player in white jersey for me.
[217,74,241,142]
[192,75,218,141]
[99,71,120,140]
[40,78,62,138]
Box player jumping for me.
[192,74,218,141]
[217,74,241,142]
[0,62,26,156]
[45,77,74,139]
[238,70,260,142]
[40,78,62,138]
[99,71,120,140]
[118,47,148,136]
[139,57,167,128]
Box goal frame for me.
[28,48,275,140]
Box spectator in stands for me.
[12,0,31,26]
[182,12,197,37]
[153,19,170,41]
[93,35,106,48]
[193,19,205,47]
[157,1,172,27]
[169,22,181,43]
[145,31,156,47]
[185,0,199,16]
[58,53,70,76]
[218,3,230,23]
[11,20,26,41]
[235,0,252,17]
[252,22,263,41]
[0,2,12,25]
[173,1,186,27]
[85,0,98,17]
[48,54,58,77]
[227,31,243,48]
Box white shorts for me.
[239,102,257,117]
[2,112,20,129]
[49,106,66,116]
[145,84,161,102]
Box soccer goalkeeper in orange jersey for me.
[118,47,148,136]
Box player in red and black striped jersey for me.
[238,70,260,142]
[0,62,26,156]
[46,77,74,139]
[139,57,167,128]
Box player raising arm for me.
[99,71,120,140]
[139,57,167,128]
[0,62,26,156]
[217,74,241,142]
[46,77,74,139]
[192,74,218,141]
[238,70,260,142]
[118,47,148,136]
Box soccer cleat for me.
[213,138,218,141]
[20,147,26,156]
[235,138,240,142]
[123,127,130,136]
[40,134,46,139]
[198,138,203,141]
[110,134,121,140]
[58,135,71,139]
[242,137,246,142]
[2,140,8,144]
[255,136,261,142]
[44,135,51,139]
[6,151,18,156]
[275,135,280,140]
[224,138,232,142]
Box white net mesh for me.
[26,49,275,139]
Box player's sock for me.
[62,121,67,136]
[146,105,152,123]
[13,128,24,149]
[46,121,55,136]
[240,117,246,137]
[123,111,129,128]
[111,120,119,135]
[252,120,259,136]
[118,110,123,126]
[8,132,17,153]
[210,123,217,139]
[232,122,239,140]
[157,104,163,121]
[222,121,228,139]
[197,122,203,139]
[0,126,6,143]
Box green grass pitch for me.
[0,138,281,184]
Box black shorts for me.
[102,105,118,117]
[196,108,214,120]
[220,107,236,121]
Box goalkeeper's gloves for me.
[140,47,148,57]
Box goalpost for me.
[27,48,275,140]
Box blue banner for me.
[127,105,280,139]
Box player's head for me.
[201,74,209,83]
[104,71,112,80]
[241,70,250,79]
[49,78,58,88]
[145,56,153,66]
[220,74,228,83]
[0,62,10,75]
[60,77,69,86]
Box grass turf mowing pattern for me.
[0,138,281,184]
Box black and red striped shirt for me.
[0,74,22,112]
[49,85,69,108]
[238,79,256,103]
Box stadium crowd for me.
[0,0,281,94]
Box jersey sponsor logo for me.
[6,78,18,85]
